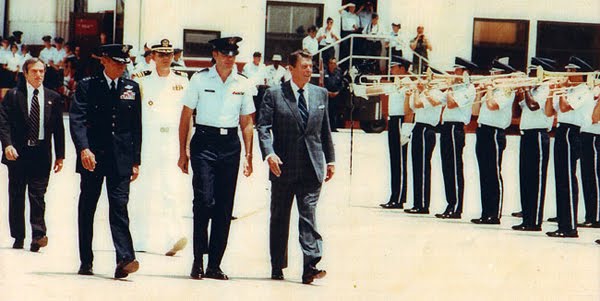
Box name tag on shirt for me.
[232,91,245,95]
[204,89,215,93]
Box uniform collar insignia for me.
[124,84,133,89]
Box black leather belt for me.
[194,124,237,136]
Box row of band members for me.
[378,55,600,241]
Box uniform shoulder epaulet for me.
[173,69,188,78]
[133,70,152,79]
[237,72,248,79]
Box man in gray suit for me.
[257,50,335,284]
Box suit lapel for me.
[305,84,320,132]
[17,87,28,120]
[281,81,305,130]
[43,89,52,124]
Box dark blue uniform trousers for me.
[387,115,408,205]
[411,123,436,210]
[580,132,600,224]
[475,125,507,220]
[519,129,550,227]
[190,127,240,269]
[440,122,466,214]
[78,171,135,265]
[553,124,581,232]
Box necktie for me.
[27,89,40,142]
[110,80,116,93]
[297,88,309,127]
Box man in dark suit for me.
[257,50,335,284]
[0,58,65,252]
[69,44,142,278]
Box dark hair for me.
[253,51,262,57]
[328,57,337,64]
[371,13,379,19]
[307,26,317,33]
[288,50,311,67]
[326,17,333,23]
[23,58,46,74]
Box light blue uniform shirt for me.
[442,83,475,124]
[182,66,256,128]
[519,84,553,131]
[411,89,443,126]
[477,88,515,129]
[554,83,594,128]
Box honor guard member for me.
[512,57,555,231]
[545,57,595,237]
[435,57,477,219]
[0,58,65,251]
[178,36,255,280]
[70,44,142,278]
[404,79,444,214]
[380,56,412,209]
[131,38,190,255]
[579,76,600,228]
[38,36,56,65]
[471,58,516,225]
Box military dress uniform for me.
[181,56,255,273]
[579,85,600,228]
[381,76,412,209]
[132,65,190,252]
[405,88,443,214]
[438,81,475,218]
[548,83,594,237]
[473,87,515,224]
[69,44,142,277]
[514,85,553,230]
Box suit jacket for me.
[69,75,142,176]
[257,80,335,183]
[0,83,65,170]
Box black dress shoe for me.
[30,236,48,252]
[511,211,523,218]
[547,217,558,222]
[205,267,228,280]
[435,212,461,219]
[471,217,501,225]
[78,263,94,276]
[577,221,600,228]
[546,230,578,238]
[380,202,403,209]
[271,268,284,280]
[12,238,24,249]
[511,224,542,231]
[302,266,326,284]
[404,208,429,214]
[114,259,139,279]
[596,239,600,245]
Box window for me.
[265,1,323,62]
[183,29,220,58]
[472,18,529,71]
[537,21,600,70]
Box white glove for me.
[400,122,415,146]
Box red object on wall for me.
[74,19,99,36]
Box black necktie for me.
[297,88,309,127]
[27,89,40,142]
[110,80,117,93]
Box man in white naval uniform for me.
[132,39,190,255]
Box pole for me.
[112,0,117,43]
